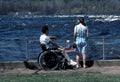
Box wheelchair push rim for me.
[38,51,59,70]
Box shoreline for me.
[1,60,120,74]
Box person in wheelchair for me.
[39,25,77,67]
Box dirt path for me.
[1,66,120,75]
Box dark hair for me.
[42,25,48,33]
[78,17,86,26]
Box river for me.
[0,15,120,61]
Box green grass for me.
[0,72,120,82]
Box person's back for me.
[40,34,50,50]
[75,24,87,45]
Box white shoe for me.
[69,60,77,66]
[76,64,79,69]
[83,65,86,68]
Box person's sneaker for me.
[69,60,77,66]
[83,65,86,68]
[76,64,79,69]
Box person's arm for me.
[74,26,76,41]
[86,27,89,40]
[49,40,60,48]
[46,35,61,48]
[49,36,56,39]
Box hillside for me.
[0,0,120,15]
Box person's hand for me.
[86,37,88,42]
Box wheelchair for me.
[38,44,68,70]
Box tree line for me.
[0,0,120,15]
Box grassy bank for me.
[0,72,120,82]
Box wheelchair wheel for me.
[38,51,58,70]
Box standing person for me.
[40,25,77,66]
[74,17,89,68]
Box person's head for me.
[78,17,86,26]
[42,25,49,35]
